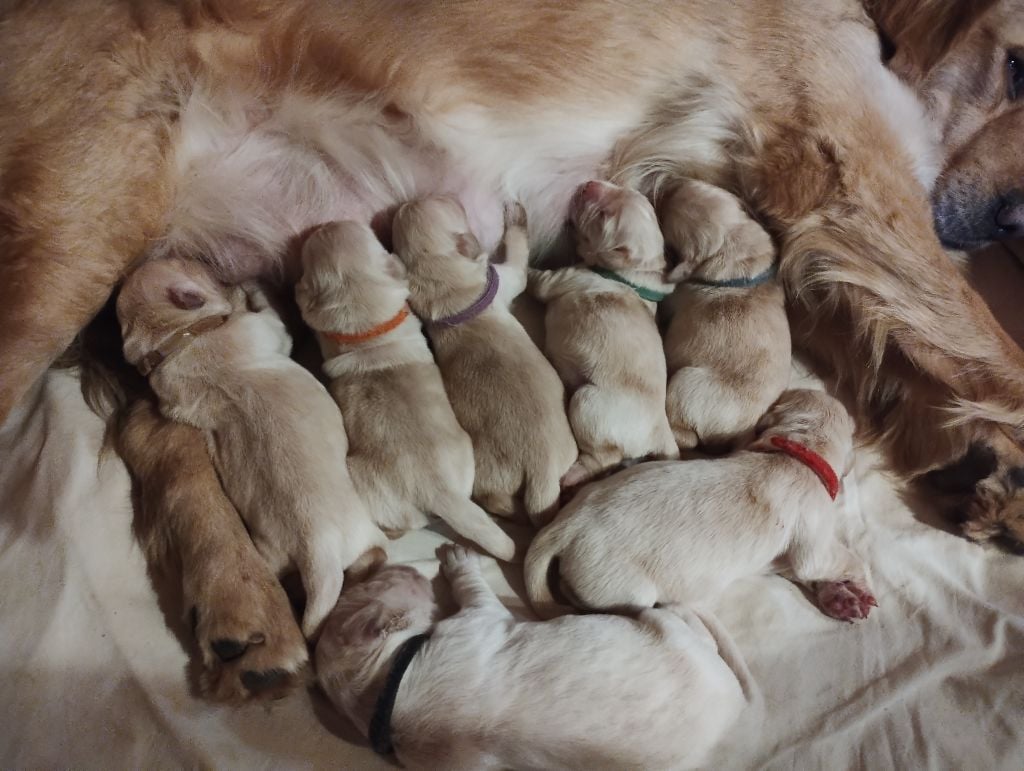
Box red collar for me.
[765,436,840,500]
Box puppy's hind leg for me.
[786,533,876,623]
[563,385,626,485]
[432,493,517,562]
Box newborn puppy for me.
[528,181,677,486]
[525,389,876,622]
[392,197,577,526]
[117,257,386,638]
[295,220,516,561]
[659,179,791,451]
[316,545,750,770]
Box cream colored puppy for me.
[525,389,877,622]
[529,180,678,486]
[316,544,752,770]
[392,196,577,526]
[117,257,386,639]
[295,220,516,561]
[659,179,792,451]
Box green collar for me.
[589,266,670,302]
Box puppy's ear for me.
[666,258,694,283]
[382,251,408,281]
[867,0,997,82]
[340,601,410,645]
[167,281,207,310]
[455,232,485,262]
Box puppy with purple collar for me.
[315,544,752,770]
[392,197,577,527]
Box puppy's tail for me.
[299,531,350,640]
[523,526,574,620]
[434,494,517,562]
[691,609,764,716]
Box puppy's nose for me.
[580,180,605,203]
[995,193,1024,236]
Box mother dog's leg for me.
[0,3,182,423]
[748,130,1024,546]
[118,399,310,701]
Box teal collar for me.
[688,262,778,289]
[589,266,670,302]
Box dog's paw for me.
[189,561,309,702]
[438,542,479,575]
[503,201,527,230]
[959,468,1024,555]
[815,580,877,623]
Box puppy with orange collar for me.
[525,389,876,622]
[296,220,516,561]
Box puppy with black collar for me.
[316,543,752,770]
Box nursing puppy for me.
[316,544,750,770]
[295,220,516,561]
[525,389,876,622]
[392,197,577,526]
[117,257,386,638]
[659,180,792,451]
[529,180,677,485]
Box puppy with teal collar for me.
[659,179,792,451]
[529,180,678,487]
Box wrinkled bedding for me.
[2,246,1023,770]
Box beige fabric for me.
[2,247,1023,769]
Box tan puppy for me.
[392,197,578,526]
[316,545,752,770]
[295,220,516,561]
[529,180,677,486]
[525,389,877,622]
[659,180,792,451]
[117,257,386,638]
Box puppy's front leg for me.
[438,543,510,616]
[494,202,529,304]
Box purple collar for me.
[429,264,499,327]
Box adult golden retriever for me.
[2,0,1024,696]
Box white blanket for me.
[2,246,1023,770]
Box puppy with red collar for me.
[525,389,877,621]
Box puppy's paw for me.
[815,580,877,623]
[503,201,527,230]
[189,558,309,702]
[438,542,480,575]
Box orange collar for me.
[323,306,411,345]
[765,436,840,500]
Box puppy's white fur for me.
[295,221,516,561]
[392,196,578,526]
[117,257,386,638]
[525,389,876,622]
[529,180,678,486]
[316,546,751,770]
[660,180,792,450]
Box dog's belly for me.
[162,87,628,281]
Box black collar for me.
[368,633,430,756]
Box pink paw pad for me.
[816,580,877,622]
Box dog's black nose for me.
[995,193,1024,237]
[211,638,250,662]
